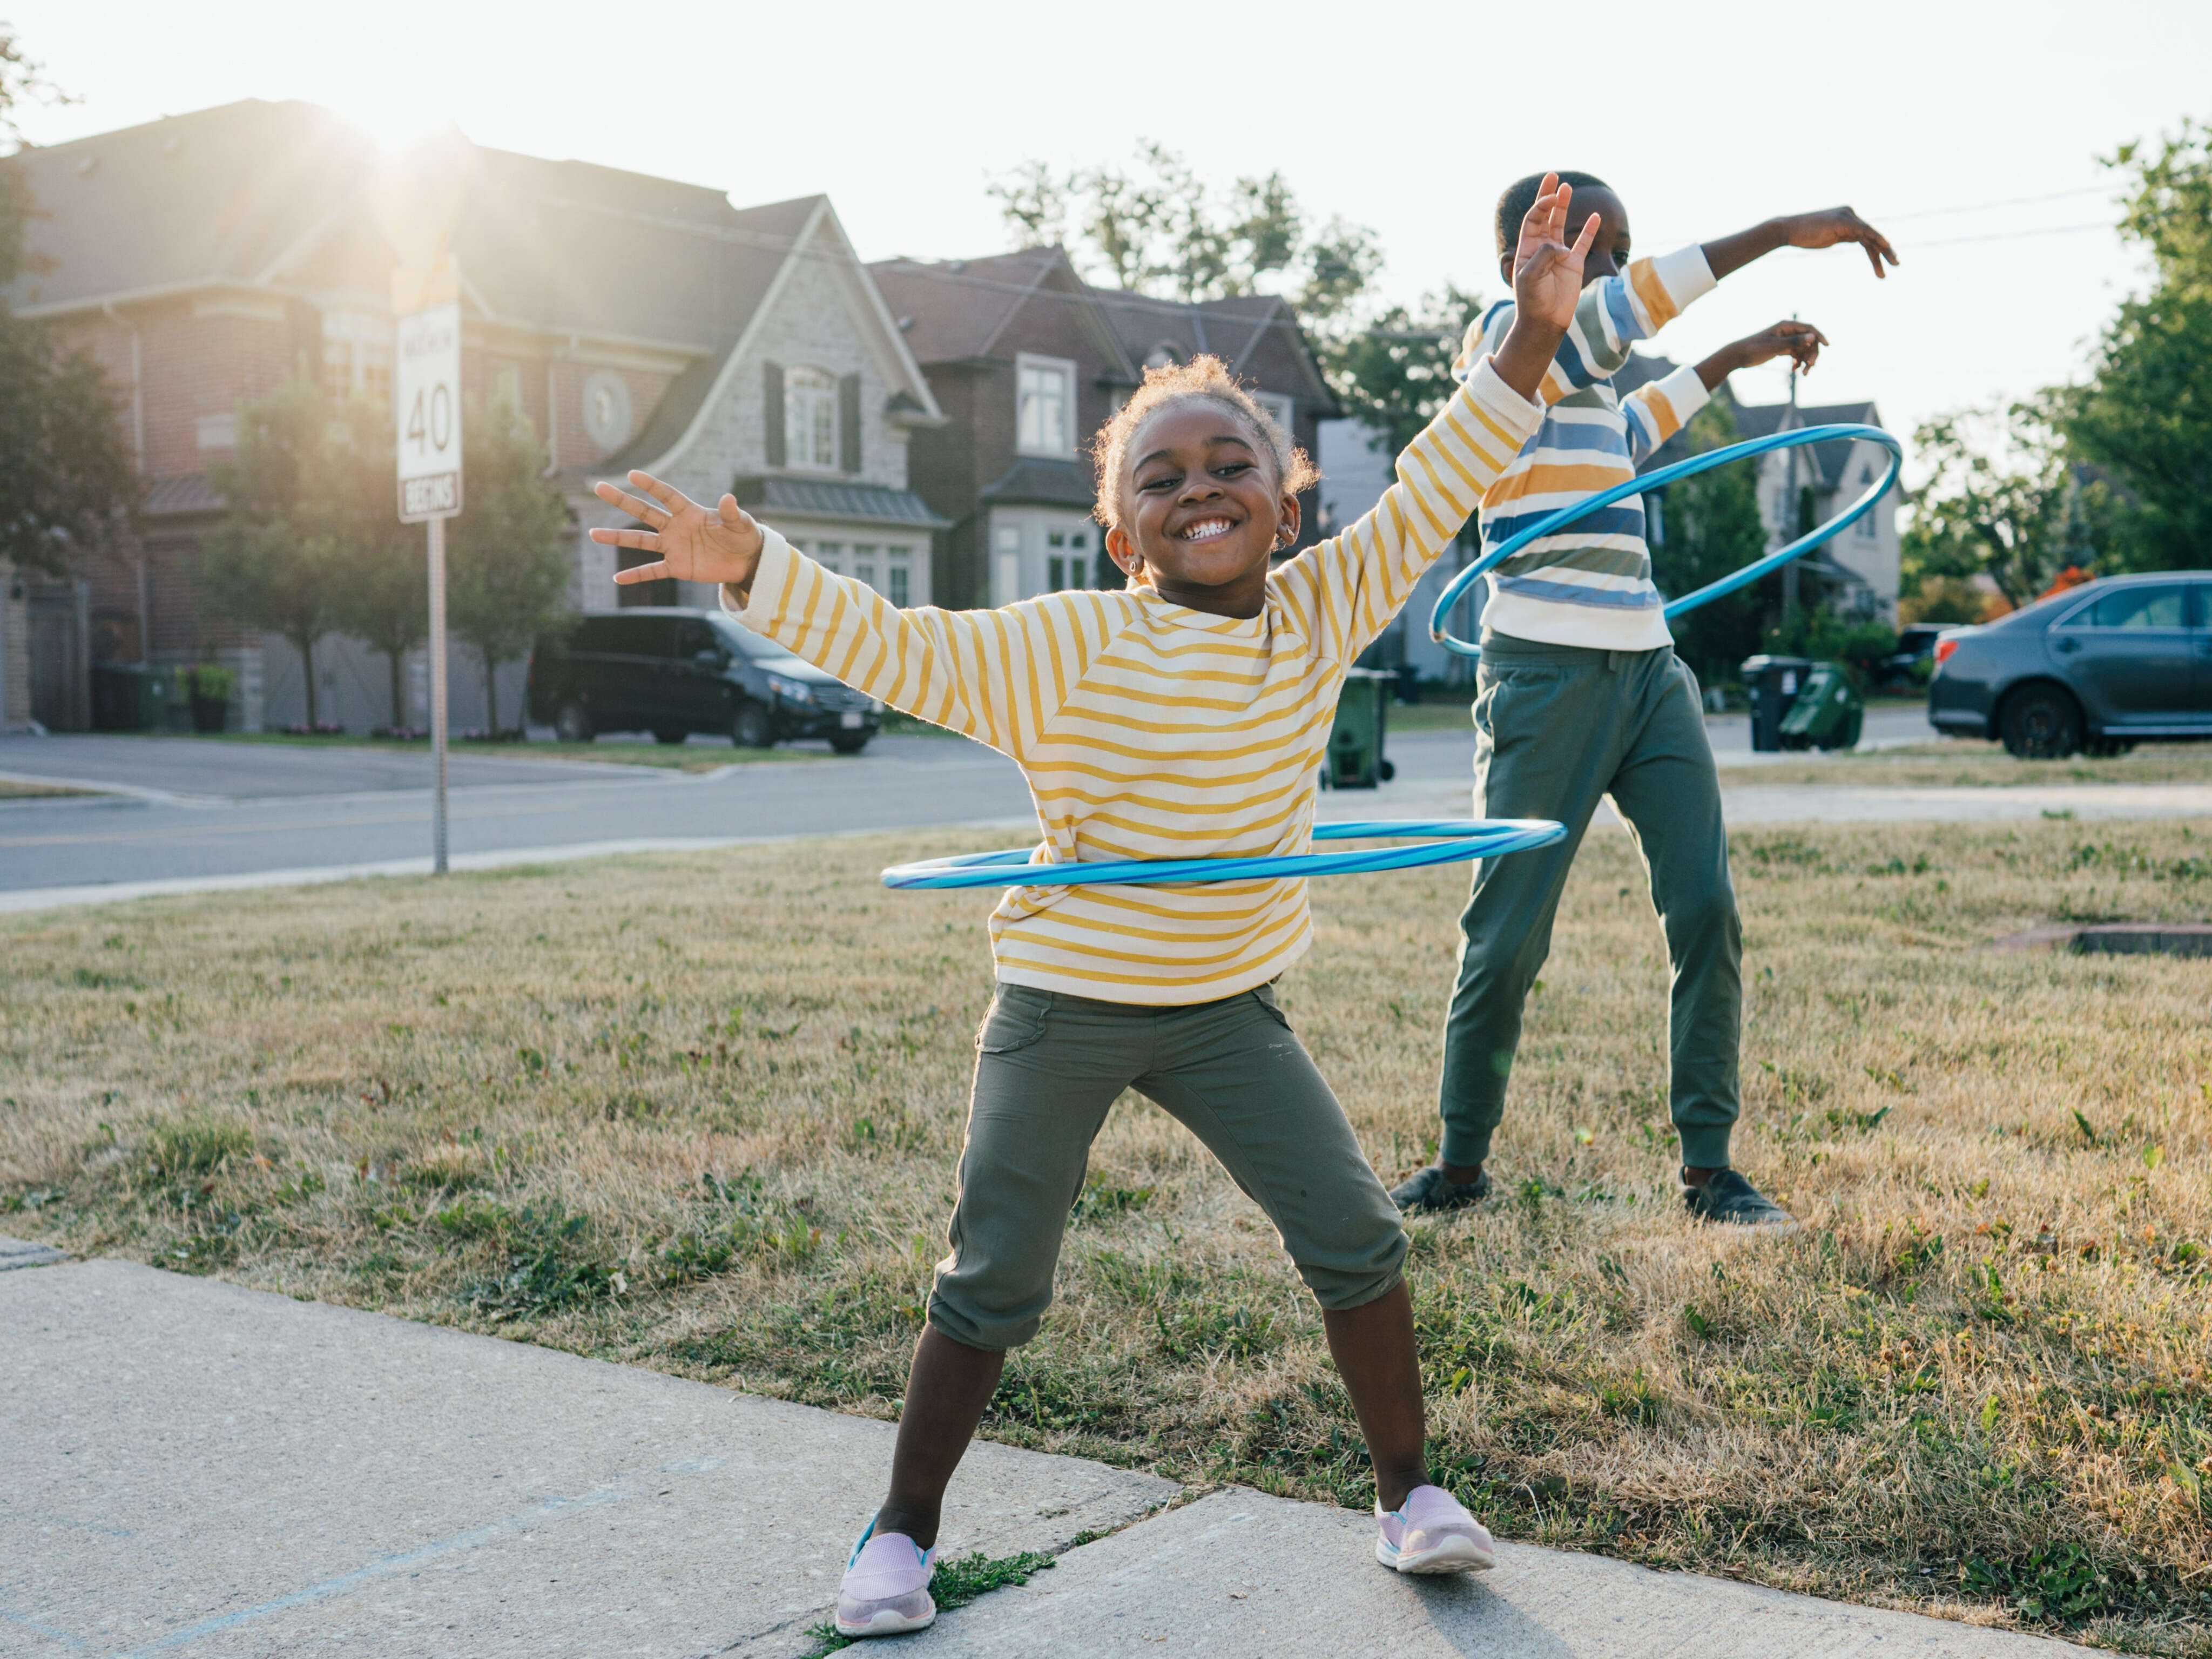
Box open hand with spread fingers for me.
[591,471,766,592]
[1489,172,1601,399]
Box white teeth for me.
[1180,519,1233,541]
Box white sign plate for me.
[395,301,463,523]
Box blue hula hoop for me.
[881,819,1567,891]
[1430,423,1903,660]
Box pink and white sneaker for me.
[835,1521,937,1639]
[1375,1485,1496,1574]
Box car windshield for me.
[710,615,799,663]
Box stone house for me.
[869,247,1336,609]
[3,99,943,732]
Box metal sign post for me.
[395,280,463,876]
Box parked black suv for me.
[1928,572,2211,757]
[527,609,882,753]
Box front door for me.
[2047,583,2198,730]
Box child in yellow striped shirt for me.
[591,178,1596,1637]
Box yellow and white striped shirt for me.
[729,358,1545,1003]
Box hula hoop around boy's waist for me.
[1429,423,1904,660]
[881,819,1567,891]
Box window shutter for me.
[839,373,862,474]
[763,361,786,468]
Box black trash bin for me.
[91,664,170,731]
[1741,655,1813,753]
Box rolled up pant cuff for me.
[1677,1127,1734,1171]
[1439,1126,1495,1170]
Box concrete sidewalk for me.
[1,1249,2093,1659]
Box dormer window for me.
[1017,354,1076,456]
[785,366,840,471]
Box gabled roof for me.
[1732,398,1883,489]
[1089,287,1336,407]
[5,100,377,311]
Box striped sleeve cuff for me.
[1649,244,1716,311]
[722,527,796,628]
[1459,354,1548,453]
[1648,362,1711,433]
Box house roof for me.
[730,476,949,529]
[1731,398,1883,490]
[6,100,821,360]
[869,246,1337,410]
[978,456,1096,509]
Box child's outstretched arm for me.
[1616,320,1829,464]
[589,475,1074,757]
[1273,176,1590,660]
[1703,207,1898,281]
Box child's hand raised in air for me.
[1490,172,1600,400]
[1779,207,1899,279]
[1696,319,1830,391]
[591,471,766,592]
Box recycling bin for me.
[1741,654,1813,753]
[1326,668,1396,789]
[91,664,170,731]
[1778,660,1864,751]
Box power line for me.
[1866,183,2117,223]
[1905,219,2116,249]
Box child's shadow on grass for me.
[1402,1570,1579,1658]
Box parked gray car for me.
[1928,572,2212,757]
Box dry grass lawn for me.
[3,820,2208,1650]
[1722,741,2212,790]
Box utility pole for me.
[1781,315,1800,632]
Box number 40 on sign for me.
[396,301,463,522]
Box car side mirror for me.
[694,649,725,666]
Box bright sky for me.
[9,0,2207,461]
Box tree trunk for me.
[296,633,319,729]
[387,650,406,731]
[482,652,500,735]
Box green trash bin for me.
[91,664,171,731]
[1777,660,1863,752]
[1326,668,1396,788]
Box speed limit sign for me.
[396,301,463,521]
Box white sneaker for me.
[1375,1485,1496,1574]
[835,1521,937,1638]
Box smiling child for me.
[590,179,1597,1640]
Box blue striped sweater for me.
[1450,244,1716,650]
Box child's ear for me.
[1104,524,1142,575]
[1272,493,1303,551]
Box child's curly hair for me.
[1090,355,1319,539]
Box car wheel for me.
[653,729,687,747]
[2000,683,2083,759]
[1378,759,1396,781]
[828,733,869,756]
[732,702,774,750]
[555,702,594,744]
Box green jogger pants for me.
[1437,633,1742,1171]
[931,981,1407,1352]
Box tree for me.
[1904,394,2093,612]
[445,395,571,733]
[200,377,365,729]
[987,145,1390,405]
[0,28,134,577]
[321,401,424,729]
[1648,402,1770,686]
[1325,285,1487,456]
[2060,114,2212,572]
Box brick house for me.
[869,247,1337,610]
[3,100,944,731]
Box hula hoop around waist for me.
[881,819,1567,891]
[1430,423,1903,660]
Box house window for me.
[887,554,910,608]
[1253,391,1295,437]
[493,361,523,409]
[320,309,392,405]
[854,543,879,591]
[1854,466,1879,538]
[1048,556,1066,590]
[1017,354,1076,456]
[582,371,633,449]
[815,541,844,575]
[785,366,840,470]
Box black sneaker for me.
[1682,1169,1797,1231]
[1390,1165,1493,1215]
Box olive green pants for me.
[930,981,1407,1351]
[1437,633,1742,1171]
